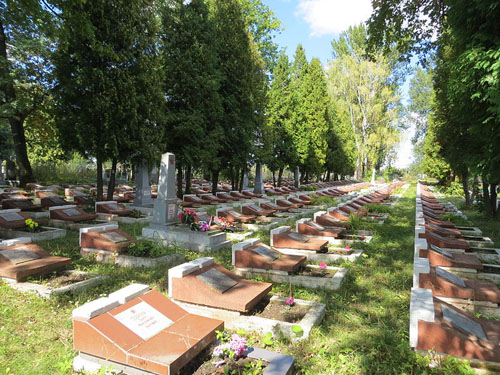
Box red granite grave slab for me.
[425,217,456,229]
[171,263,272,312]
[219,209,256,223]
[74,196,92,206]
[419,232,469,250]
[424,223,461,238]
[242,205,275,217]
[272,230,329,251]
[41,196,70,208]
[50,207,97,222]
[35,191,57,198]
[234,242,306,272]
[288,197,307,206]
[260,202,291,212]
[73,289,223,375]
[315,214,349,228]
[216,192,238,201]
[0,210,29,229]
[276,199,301,209]
[298,222,344,238]
[339,205,366,216]
[0,243,71,281]
[184,195,212,205]
[2,199,43,211]
[241,191,263,199]
[421,248,483,269]
[420,266,500,303]
[81,228,134,253]
[96,202,133,216]
[229,191,251,200]
[201,194,226,203]
[417,298,500,363]
[422,210,443,221]
[329,210,350,222]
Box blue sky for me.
[262,0,414,168]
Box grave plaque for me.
[267,203,279,209]
[0,212,23,222]
[430,244,454,260]
[63,208,82,217]
[15,200,30,207]
[108,203,122,211]
[288,232,309,243]
[101,232,129,243]
[196,268,238,294]
[50,197,64,203]
[228,210,242,217]
[252,245,279,261]
[436,267,466,288]
[0,249,40,265]
[441,304,487,340]
[250,205,261,211]
[113,301,173,340]
[308,222,326,231]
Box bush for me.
[127,240,176,258]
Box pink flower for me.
[213,345,224,357]
[361,233,365,238]
[229,334,247,357]
[345,245,351,250]
[286,296,294,307]
[319,262,327,269]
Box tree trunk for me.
[106,158,117,201]
[96,157,103,201]
[231,168,236,191]
[211,170,219,195]
[184,164,192,194]
[490,184,498,218]
[6,159,16,180]
[239,167,245,192]
[483,182,491,217]
[472,175,480,203]
[272,170,276,187]
[326,170,331,182]
[277,167,284,187]
[461,170,470,207]
[0,21,34,187]
[176,163,183,199]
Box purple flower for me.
[213,345,224,357]
[229,334,247,357]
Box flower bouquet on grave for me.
[213,216,238,232]
[178,208,200,231]
[25,218,40,233]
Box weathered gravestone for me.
[134,160,153,207]
[152,153,177,226]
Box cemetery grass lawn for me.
[0,185,477,374]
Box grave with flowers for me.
[181,330,295,375]
[142,153,231,252]
[0,209,67,241]
[232,238,348,291]
[169,257,325,340]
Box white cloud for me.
[295,0,373,37]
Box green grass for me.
[0,185,479,374]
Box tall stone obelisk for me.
[152,153,178,226]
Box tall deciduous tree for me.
[0,0,55,185]
[328,25,401,179]
[53,0,164,201]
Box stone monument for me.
[254,163,264,195]
[133,160,153,207]
[294,166,300,188]
[242,171,249,190]
[152,153,177,226]
[142,152,230,252]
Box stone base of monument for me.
[276,247,363,263]
[233,265,348,291]
[303,234,373,246]
[97,213,152,224]
[0,226,66,241]
[48,219,113,230]
[141,225,231,252]
[1,270,107,298]
[174,295,325,341]
[80,247,185,268]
